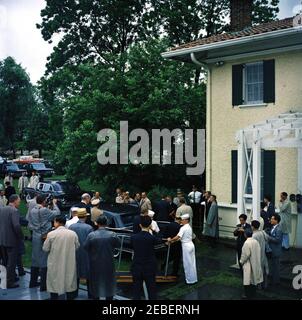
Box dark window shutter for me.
[231,150,238,203]
[263,59,275,103]
[232,64,243,106]
[263,150,276,204]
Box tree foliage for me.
[35,0,280,191]
[0,57,34,156]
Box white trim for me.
[238,103,268,109]
[161,27,302,59]
[205,44,302,64]
[252,130,261,220]
[298,148,302,194]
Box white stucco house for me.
[162,1,302,247]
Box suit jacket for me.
[131,231,161,272]
[139,198,152,210]
[154,199,170,221]
[267,203,275,218]
[4,186,16,202]
[233,223,251,249]
[0,205,23,247]
[268,224,282,258]
[163,221,181,239]
[133,215,143,234]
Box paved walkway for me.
[1,238,301,300]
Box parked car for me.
[0,161,27,178]
[100,203,140,229]
[100,203,168,254]
[19,162,54,177]
[23,180,87,210]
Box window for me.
[243,62,263,105]
[231,150,275,203]
[232,60,275,106]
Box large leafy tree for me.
[51,39,205,191]
[38,0,151,74]
[0,57,34,157]
[37,0,280,189]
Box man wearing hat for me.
[69,208,93,298]
[65,207,79,229]
[167,214,197,285]
[91,198,103,223]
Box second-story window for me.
[232,59,275,106]
[243,62,263,105]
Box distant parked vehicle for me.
[19,162,54,178]
[23,180,87,210]
[0,161,27,178]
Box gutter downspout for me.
[190,53,212,190]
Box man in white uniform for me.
[29,171,39,189]
[167,214,197,284]
[148,210,160,234]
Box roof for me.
[170,17,294,52]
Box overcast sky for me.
[0,0,301,84]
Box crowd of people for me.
[0,175,295,300]
[234,192,293,299]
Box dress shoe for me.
[29,282,40,288]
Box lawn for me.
[13,175,127,269]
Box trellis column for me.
[237,130,246,219]
[297,148,302,247]
[252,130,261,220]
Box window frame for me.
[242,61,264,105]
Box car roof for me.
[100,203,139,216]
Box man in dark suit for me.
[233,214,251,269]
[264,195,275,218]
[131,216,162,300]
[203,191,212,220]
[166,195,177,221]
[133,206,149,234]
[260,202,271,231]
[163,216,182,276]
[0,194,23,288]
[267,214,283,286]
[4,182,16,204]
[154,195,170,222]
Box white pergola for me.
[236,111,302,220]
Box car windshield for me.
[32,163,46,170]
[53,182,81,193]
[7,163,19,170]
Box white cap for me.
[148,210,155,218]
[71,207,79,212]
[181,214,190,220]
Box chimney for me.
[230,0,253,32]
